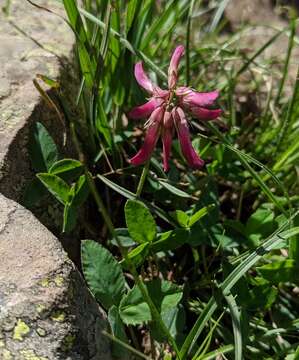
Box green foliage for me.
[81,240,126,310]
[29,122,58,172]
[245,208,275,247]
[49,159,83,180]
[119,279,183,326]
[63,175,89,232]
[37,173,70,205]
[108,306,130,359]
[257,259,299,285]
[125,200,156,243]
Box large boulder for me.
[0,194,111,360]
[0,1,112,359]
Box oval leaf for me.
[49,159,83,180]
[29,122,58,172]
[125,200,156,243]
[81,240,126,309]
[37,173,70,205]
[119,279,183,326]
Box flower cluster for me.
[129,45,222,172]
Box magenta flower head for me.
[128,45,222,172]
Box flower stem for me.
[186,0,196,85]
[86,171,180,357]
[71,126,180,356]
[136,161,150,197]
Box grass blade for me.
[186,0,197,85]
[102,331,151,360]
[236,30,284,78]
[206,123,289,216]
[275,17,296,105]
[224,293,242,360]
[199,344,234,360]
[97,174,175,225]
[78,7,167,81]
[208,0,231,33]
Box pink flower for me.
[129,45,222,171]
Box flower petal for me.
[128,98,162,119]
[175,86,191,97]
[162,111,173,172]
[154,88,170,99]
[181,90,219,107]
[168,45,185,89]
[129,107,164,166]
[190,106,222,120]
[134,62,155,94]
[173,107,204,169]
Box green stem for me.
[136,161,150,198]
[186,0,196,85]
[87,172,180,356]
[102,331,151,360]
[71,125,179,356]
[275,17,296,106]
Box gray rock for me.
[0,0,75,201]
[0,1,112,359]
[0,194,111,360]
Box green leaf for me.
[245,208,275,246]
[246,283,278,310]
[124,242,150,268]
[63,203,78,233]
[171,210,189,228]
[108,305,130,359]
[151,305,185,343]
[125,200,156,243]
[96,97,113,148]
[206,122,288,217]
[37,173,70,205]
[49,159,83,180]
[119,279,183,326]
[62,175,89,233]
[195,176,219,227]
[257,259,299,284]
[126,0,139,31]
[97,174,174,225]
[69,175,89,207]
[188,205,215,227]
[152,229,189,253]
[110,228,136,248]
[81,240,126,310]
[140,0,188,51]
[29,122,59,172]
[78,42,94,88]
[63,0,88,44]
[158,180,191,198]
